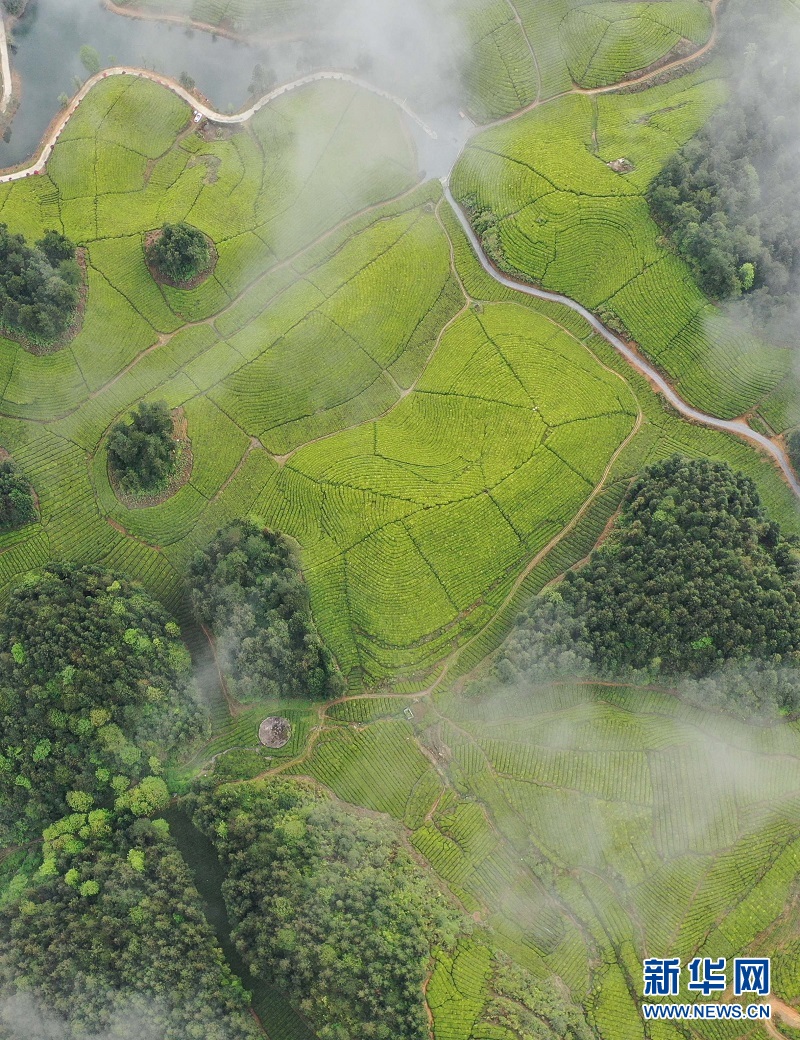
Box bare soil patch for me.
[258,716,292,749]
[144,229,217,290]
[108,407,194,509]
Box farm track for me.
[4,3,800,692]
[443,185,800,499]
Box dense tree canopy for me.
[0,563,204,844]
[189,520,345,701]
[500,457,800,684]
[0,225,79,343]
[190,781,459,1040]
[648,0,800,338]
[485,957,594,1040]
[0,816,260,1040]
[147,222,211,284]
[107,400,176,494]
[0,461,35,531]
[788,430,800,477]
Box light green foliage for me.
[115,775,170,817]
[453,67,791,419]
[560,2,712,88]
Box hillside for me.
[1,2,800,1040]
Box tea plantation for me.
[2,2,800,1039]
[274,682,800,1040]
[0,71,796,693]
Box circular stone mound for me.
[258,716,291,749]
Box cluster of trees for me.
[0,558,270,1039]
[147,223,211,285]
[0,814,260,1040]
[788,429,800,476]
[0,226,80,343]
[648,0,800,337]
[189,520,345,701]
[107,400,176,494]
[0,563,204,845]
[79,45,102,76]
[497,457,800,707]
[485,956,594,1040]
[0,460,35,531]
[190,780,459,1040]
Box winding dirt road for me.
[443,185,800,498]
[0,64,435,185]
[0,7,796,500]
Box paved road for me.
[443,185,800,498]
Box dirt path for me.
[768,997,800,1037]
[476,0,723,132]
[0,64,436,186]
[576,0,724,98]
[443,185,800,499]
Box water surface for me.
[2,0,276,166]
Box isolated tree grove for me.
[107,400,176,494]
[146,222,210,284]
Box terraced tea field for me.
[261,681,800,1040]
[0,63,796,691]
[111,0,717,122]
[452,62,794,423]
[2,2,800,1040]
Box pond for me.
[1,0,287,167]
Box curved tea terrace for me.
[0,11,796,499]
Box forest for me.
[0,563,203,845]
[108,400,177,494]
[0,461,35,531]
[0,558,269,1039]
[0,815,260,1040]
[189,521,345,702]
[189,780,460,1040]
[0,226,79,343]
[648,0,800,339]
[497,456,800,711]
